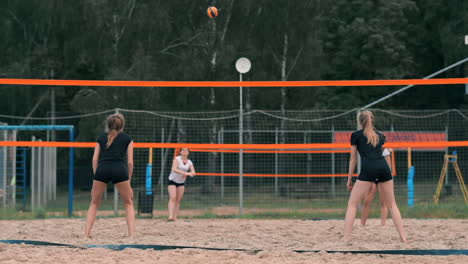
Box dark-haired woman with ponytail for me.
[343,111,406,242]
[85,113,135,238]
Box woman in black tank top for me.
[84,113,135,238]
[343,111,406,242]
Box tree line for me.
[0,0,467,119]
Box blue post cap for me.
[449,151,457,162]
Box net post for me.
[331,125,336,197]
[407,147,412,169]
[445,126,449,185]
[31,136,35,211]
[239,73,244,215]
[304,132,310,184]
[275,127,279,195]
[1,130,6,208]
[53,146,57,201]
[219,127,224,199]
[113,185,118,216]
[159,127,165,200]
[46,142,51,202]
[42,146,46,206]
[38,140,43,208]
[11,130,17,208]
[68,127,75,217]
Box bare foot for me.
[342,236,352,242]
[166,218,175,222]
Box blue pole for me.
[145,164,153,195]
[68,127,75,217]
[449,151,457,162]
[407,166,415,207]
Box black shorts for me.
[358,160,392,183]
[94,163,129,184]
[168,180,185,187]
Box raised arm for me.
[347,145,358,191]
[188,163,196,177]
[127,141,134,180]
[92,143,100,174]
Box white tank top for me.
[169,156,193,183]
[382,148,391,157]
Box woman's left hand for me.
[346,179,353,191]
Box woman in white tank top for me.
[167,148,196,221]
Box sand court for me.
[1,218,467,263]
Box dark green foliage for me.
[0,0,467,115]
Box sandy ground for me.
[1,218,467,263]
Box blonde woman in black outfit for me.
[360,148,392,226]
[343,111,406,242]
[85,113,135,238]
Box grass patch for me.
[3,188,467,220]
[400,203,468,218]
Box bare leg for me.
[344,180,373,241]
[361,183,377,226]
[167,185,177,220]
[379,180,406,242]
[84,180,107,238]
[378,184,389,226]
[174,186,185,220]
[115,180,135,237]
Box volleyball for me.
[207,6,218,18]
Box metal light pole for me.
[235,57,251,215]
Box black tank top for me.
[97,132,132,164]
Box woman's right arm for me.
[347,145,357,191]
[92,143,100,174]
[385,156,392,171]
[382,148,392,170]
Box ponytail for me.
[174,148,181,158]
[105,113,125,148]
[359,111,379,147]
[106,130,118,148]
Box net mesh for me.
[1,108,468,216]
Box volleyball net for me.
[1,76,468,216]
[1,107,468,217]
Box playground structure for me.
[0,125,73,213]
